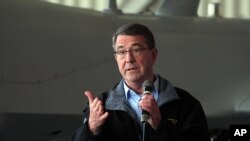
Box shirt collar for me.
[124,75,159,99]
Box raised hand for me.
[85,91,109,134]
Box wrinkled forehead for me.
[114,35,148,50]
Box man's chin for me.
[124,75,143,83]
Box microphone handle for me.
[141,91,151,123]
[141,110,150,123]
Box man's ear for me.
[114,54,117,61]
[152,48,158,61]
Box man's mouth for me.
[126,68,137,71]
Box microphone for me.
[141,80,154,123]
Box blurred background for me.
[0,0,250,140]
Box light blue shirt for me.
[124,76,159,119]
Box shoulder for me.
[174,87,202,107]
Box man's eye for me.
[133,48,141,53]
[117,50,126,54]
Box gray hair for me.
[112,23,155,51]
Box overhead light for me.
[103,0,122,15]
[207,2,221,18]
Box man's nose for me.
[125,51,135,63]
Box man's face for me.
[114,35,157,84]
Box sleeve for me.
[147,90,210,141]
[172,100,210,141]
[70,108,102,141]
[70,92,109,141]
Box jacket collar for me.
[105,75,179,111]
[157,75,179,106]
[105,79,127,111]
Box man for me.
[70,23,210,141]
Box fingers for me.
[85,90,109,134]
[139,95,157,114]
[100,112,109,120]
[139,95,161,129]
[84,90,106,116]
[84,91,95,103]
[84,90,107,119]
[93,98,103,113]
[97,101,104,113]
[140,95,153,107]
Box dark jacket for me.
[70,75,210,141]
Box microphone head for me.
[141,80,154,123]
[142,80,154,93]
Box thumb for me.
[84,91,95,103]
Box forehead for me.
[115,35,147,49]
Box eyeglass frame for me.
[114,47,151,59]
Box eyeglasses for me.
[114,47,149,59]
